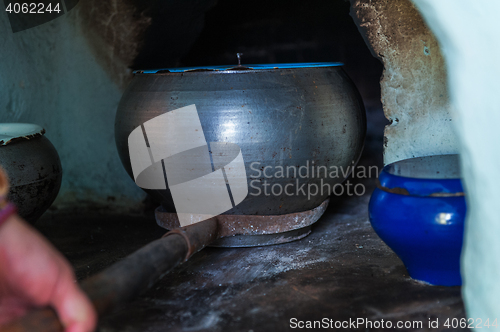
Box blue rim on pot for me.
[135,62,344,73]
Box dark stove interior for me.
[132,0,382,107]
[44,1,463,330]
[0,0,468,330]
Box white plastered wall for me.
[0,9,146,209]
[413,0,500,321]
[350,0,460,166]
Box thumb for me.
[50,274,97,332]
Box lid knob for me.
[236,53,243,66]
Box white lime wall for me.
[413,0,500,321]
[350,0,460,166]
[0,10,146,210]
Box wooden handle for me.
[0,218,218,332]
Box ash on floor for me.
[37,180,465,332]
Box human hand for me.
[0,214,97,332]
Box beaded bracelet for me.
[0,168,16,228]
[0,201,17,228]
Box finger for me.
[44,253,97,332]
[51,275,97,332]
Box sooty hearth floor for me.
[36,179,466,332]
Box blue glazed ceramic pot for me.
[368,154,466,286]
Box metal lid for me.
[136,62,343,74]
[0,123,45,146]
[378,154,465,197]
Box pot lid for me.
[378,154,465,197]
[0,123,45,146]
[136,62,343,74]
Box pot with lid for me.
[115,62,366,230]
